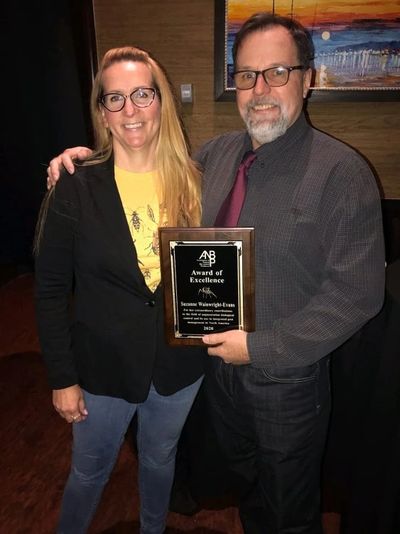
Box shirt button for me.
[145,300,156,307]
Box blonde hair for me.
[34,46,202,254]
[89,46,201,227]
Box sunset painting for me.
[223,0,400,91]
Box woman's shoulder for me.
[56,158,112,191]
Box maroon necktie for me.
[214,151,256,226]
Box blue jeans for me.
[57,378,202,534]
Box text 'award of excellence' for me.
[159,227,255,346]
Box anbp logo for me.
[197,250,216,268]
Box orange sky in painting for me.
[227,0,400,26]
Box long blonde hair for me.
[34,46,202,254]
[89,46,201,227]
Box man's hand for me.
[52,384,88,423]
[202,330,250,365]
[47,146,93,189]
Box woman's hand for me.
[47,146,93,189]
[52,385,88,423]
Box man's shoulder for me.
[205,130,246,145]
[311,127,362,159]
[196,130,247,162]
[307,127,378,198]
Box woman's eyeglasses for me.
[99,87,157,112]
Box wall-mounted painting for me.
[214,0,400,101]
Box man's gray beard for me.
[244,112,289,145]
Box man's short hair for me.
[233,12,315,69]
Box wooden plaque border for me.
[159,227,255,346]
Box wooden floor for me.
[0,270,340,533]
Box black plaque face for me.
[159,228,255,346]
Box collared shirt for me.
[196,113,385,368]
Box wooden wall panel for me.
[93,0,400,198]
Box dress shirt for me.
[196,113,385,368]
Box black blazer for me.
[35,158,205,402]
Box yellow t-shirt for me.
[115,166,166,292]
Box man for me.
[198,12,384,533]
[47,13,384,533]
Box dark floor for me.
[0,263,19,286]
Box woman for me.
[35,46,204,534]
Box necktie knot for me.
[214,151,256,227]
[241,151,257,172]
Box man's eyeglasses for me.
[233,65,305,90]
[99,87,157,112]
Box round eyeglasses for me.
[99,87,157,112]
[233,65,305,90]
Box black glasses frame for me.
[233,65,305,90]
[99,87,157,112]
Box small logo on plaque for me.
[198,287,217,299]
[197,250,216,268]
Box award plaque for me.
[159,227,255,346]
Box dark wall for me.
[0,1,95,267]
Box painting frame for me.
[214,0,400,102]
